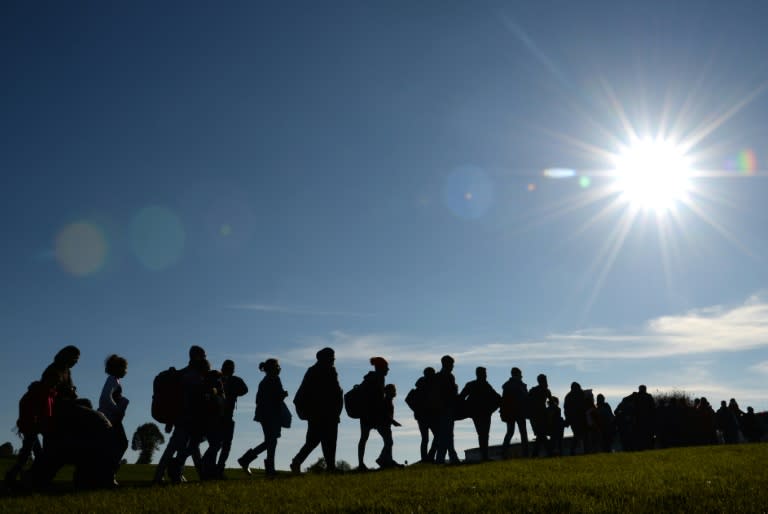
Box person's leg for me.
[376,425,393,466]
[517,417,529,457]
[319,420,338,471]
[418,417,430,461]
[357,422,371,469]
[217,418,236,476]
[292,420,321,472]
[475,415,491,460]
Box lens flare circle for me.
[442,167,495,220]
[130,206,186,271]
[55,222,108,276]
[612,138,692,211]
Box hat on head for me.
[370,356,388,369]
[316,347,335,362]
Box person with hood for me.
[290,347,344,473]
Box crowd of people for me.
[5,344,765,490]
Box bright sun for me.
[612,138,692,211]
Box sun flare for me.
[612,138,692,211]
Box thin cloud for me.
[749,361,768,375]
[229,303,372,317]
[278,294,768,368]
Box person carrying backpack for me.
[459,366,500,461]
[290,347,343,473]
[356,357,389,470]
[153,345,207,484]
[4,370,58,487]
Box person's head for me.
[747,406,754,414]
[105,354,128,378]
[54,345,80,368]
[370,357,389,375]
[440,355,455,372]
[423,366,435,377]
[385,383,397,399]
[571,382,581,392]
[597,393,605,405]
[720,400,727,408]
[638,385,647,394]
[259,358,280,376]
[548,396,559,407]
[537,373,548,386]
[316,347,335,365]
[189,358,211,377]
[189,345,206,362]
[511,367,522,378]
[476,367,487,381]
[729,398,739,408]
[222,359,235,377]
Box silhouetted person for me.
[199,367,227,479]
[5,369,58,487]
[634,385,655,450]
[356,357,390,470]
[238,359,287,477]
[290,347,344,473]
[595,393,615,452]
[44,345,80,401]
[412,367,438,462]
[528,373,551,457]
[434,355,460,464]
[501,367,529,458]
[216,359,248,478]
[716,400,739,444]
[547,396,565,456]
[174,358,217,480]
[460,367,500,461]
[728,398,744,439]
[98,354,129,485]
[564,382,587,455]
[741,407,763,443]
[377,383,403,468]
[153,345,207,484]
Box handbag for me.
[280,401,292,428]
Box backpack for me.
[17,381,55,434]
[343,384,363,419]
[151,367,184,424]
[405,388,418,412]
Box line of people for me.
[6,344,765,490]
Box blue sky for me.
[2,1,768,470]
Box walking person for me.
[290,348,344,473]
[216,359,248,478]
[434,355,460,465]
[238,359,288,477]
[501,367,529,458]
[97,354,130,485]
[528,373,552,457]
[356,357,390,470]
[409,367,438,463]
[460,367,500,461]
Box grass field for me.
[2,444,767,513]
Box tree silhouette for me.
[307,457,352,473]
[131,422,165,464]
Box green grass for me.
[2,444,767,512]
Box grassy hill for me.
[2,444,767,512]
